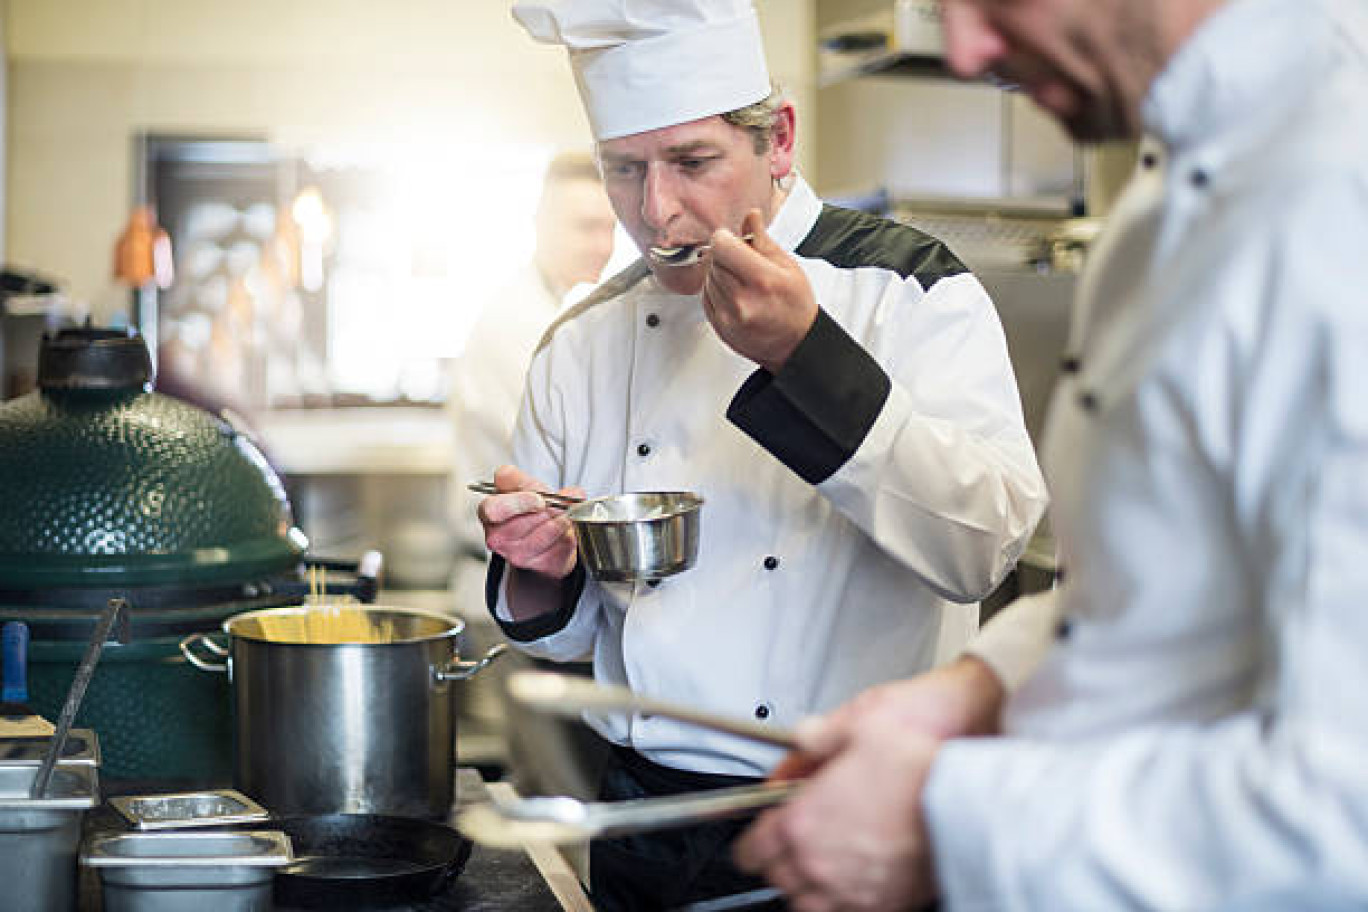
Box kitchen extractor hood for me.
[819,0,952,87]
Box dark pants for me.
[589,745,786,912]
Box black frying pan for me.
[268,813,473,909]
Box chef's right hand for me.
[477,464,583,580]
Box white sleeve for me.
[964,588,1061,692]
[819,273,1049,602]
[728,268,1048,604]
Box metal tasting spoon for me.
[648,233,755,267]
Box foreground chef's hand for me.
[734,659,1006,910]
[477,464,583,581]
[735,716,942,912]
[768,657,1007,783]
[703,209,817,374]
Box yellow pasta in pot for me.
[246,566,397,644]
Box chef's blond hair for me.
[721,84,786,154]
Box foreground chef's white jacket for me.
[490,175,1047,776]
[927,0,1368,907]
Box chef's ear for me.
[768,102,796,182]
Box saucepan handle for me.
[179,633,230,673]
[435,643,509,683]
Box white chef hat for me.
[512,0,772,141]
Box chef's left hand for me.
[733,710,942,912]
[703,209,817,374]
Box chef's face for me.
[941,0,1173,143]
[597,107,794,296]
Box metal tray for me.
[0,728,100,767]
[109,789,270,830]
[82,830,293,869]
[0,762,98,810]
[83,831,292,912]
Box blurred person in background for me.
[446,150,617,799]
[448,150,615,608]
[734,0,1368,909]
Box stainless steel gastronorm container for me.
[0,728,100,767]
[83,830,292,912]
[181,605,504,817]
[0,763,99,912]
[109,789,270,830]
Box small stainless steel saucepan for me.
[468,481,703,582]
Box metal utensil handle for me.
[467,481,584,511]
[436,643,509,682]
[589,780,801,838]
[2,621,29,702]
[671,887,786,912]
[692,232,756,258]
[628,692,801,750]
[179,632,230,672]
[31,598,124,798]
[510,671,801,749]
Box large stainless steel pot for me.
[180,605,504,818]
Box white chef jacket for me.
[447,266,564,611]
[926,0,1368,907]
[491,175,1047,776]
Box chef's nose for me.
[641,164,681,233]
[941,1,1006,80]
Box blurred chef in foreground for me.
[475,0,1047,907]
[735,0,1368,909]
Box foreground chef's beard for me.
[1066,1,1164,143]
[999,0,1163,144]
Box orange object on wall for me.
[114,205,174,288]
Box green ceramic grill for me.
[0,326,310,783]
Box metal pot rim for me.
[221,604,465,645]
[566,491,703,524]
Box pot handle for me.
[179,633,230,672]
[436,643,509,682]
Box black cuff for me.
[485,555,587,642]
[727,308,891,484]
